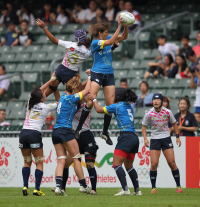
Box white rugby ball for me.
[120,12,135,26]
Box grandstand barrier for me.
[0,136,200,188]
[135,11,194,52]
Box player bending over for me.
[75,17,128,146]
[19,73,58,196]
[51,75,92,196]
[89,88,142,196]
[142,93,182,193]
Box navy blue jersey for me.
[103,102,136,133]
[54,92,82,129]
[90,36,113,74]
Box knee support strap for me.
[72,153,81,159]
[57,156,67,160]
[34,156,44,163]
[85,153,96,163]
[24,156,32,163]
[48,85,57,92]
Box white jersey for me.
[72,103,91,132]
[158,43,179,61]
[58,40,91,71]
[142,107,176,139]
[23,102,57,132]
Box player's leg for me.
[75,80,100,139]
[44,79,60,97]
[20,148,32,196]
[31,148,45,196]
[113,150,130,196]
[144,66,156,79]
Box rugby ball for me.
[120,12,135,26]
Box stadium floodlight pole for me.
[0,73,24,93]
[49,57,63,77]
[135,11,193,52]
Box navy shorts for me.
[19,129,43,149]
[150,137,174,151]
[91,71,115,87]
[52,127,75,144]
[77,130,99,154]
[56,64,77,84]
[115,132,139,154]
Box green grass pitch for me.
[0,188,199,207]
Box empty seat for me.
[0,102,7,109]
[41,45,57,53]
[137,60,149,70]
[127,70,144,79]
[7,102,24,110]
[49,25,64,34]
[7,110,26,120]
[29,52,47,62]
[134,107,150,119]
[114,70,128,78]
[112,43,124,60]
[64,24,81,34]
[25,45,41,53]
[45,52,62,61]
[14,53,31,63]
[129,79,145,89]
[150,89,167,95]
[10,46,25,53]
[33,36,50,45]
[134,49,151,60]
[11,120,24,126]
[147,79,163,89]
[15,63,33,73]
[177,79,191,88]
[32,63,50,72]
[0,54,15,63]
[23,73,40,91]
[189,30,198,40]
[182,89,196,99]
[19,92,31,101]
[165,89,183,99]
[3,63,16,73]
[160,79,179,89]
[139,32,151,49]
[0,46,10,54]
[112,61,123,70]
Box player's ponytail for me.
[28,88,43,110]
[125,89,137,103]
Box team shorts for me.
[77,130,99,154]
[52,127,75,144]
[91,71,115,87]
[150,137,173,151]
[115,132,139,154]
[148,66,164,75]
[19,129,43,149]
[194,107,200,113]
[56,64,77,84]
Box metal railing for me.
[0,73,24,94]
[135,11,194,52]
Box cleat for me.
[176,187,183,193]
[131,190,142,195]
[90,190,97,195]
[79,186,92,194]
[22,187,29,196]
[33,189,45,196]
[75,129,81,140]
[114,189,130,196]
[54,187,62,195]
[100,131,113,145]
[151,188,157,193]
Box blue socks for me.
[172,168,180,187]
[62,168,69,190]
[35,169,43,191]
[150,170,157,189]
[79,179,87,188]
[114,165,128,191]
[127,167,139,192]
[87,167,97,191]
[22,167,30,188]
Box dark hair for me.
[181,34,189,41]
[139,81,149,90]
[0,109,6,112]
[74,1,83,8]
[0,65,6,71]
[21,20,29,25]
[178,96,190,111]
[28,88,43,110]
[125,0,133,5]
[91,20,110,40]
[164,53,174,65]
[163,97,170,109]
[120,78,127,83]
[77,37,91,48]
[158,34,167,41]
[115,88,137,103]
[8,21,15,25]
[186,50,195,59]
[176,54,187,71]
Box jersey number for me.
[127,109,133,121]
[29,111,40,120]
[57,102,62,114]
[68,54,78,65]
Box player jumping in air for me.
[19,73,58,196]
[142,93,182,193]
[89,88,142,196]
[75,17,128,145]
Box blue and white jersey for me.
[103,102,136,133]
[90,36,113,74]
[54,92,83,129]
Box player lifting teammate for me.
[142,93,182,193]
[89,88,142,196]
[75,17,128,145]
[19,74,58,196]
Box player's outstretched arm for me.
[80,77,91,98]
[36,18,58,44]
[88,93,104,113]
[54,89,60,102]
[142,125,149,147]
[117,25,128,42]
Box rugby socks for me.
[79,179,87,188]
[56,176,63,189]
[172,169,180,187]
[103,113,112,132]
[35,169,43,191]
[114,165,128,191]
[62,168,69,190]
[150,170,157,189]
[127,167,139,192]
[22,167,30,188]
[87,168,97,191]
[77,106,91,131]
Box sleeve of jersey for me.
[71,92,83,103]
[142,112,148,126]
[169,110,176,124]
[103,104,116,114]
[92,39,105,51]
[47,103,58,111]
[58,39,72,49]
